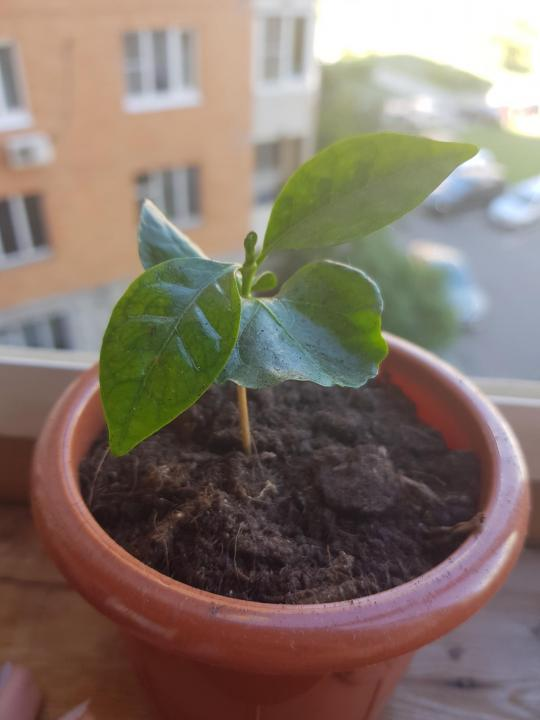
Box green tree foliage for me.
[317,55,490,150]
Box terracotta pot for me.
[31,335,530,720]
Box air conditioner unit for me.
[5,132,55,169]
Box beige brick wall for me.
[0,0,253,311]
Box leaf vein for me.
[121,264,234,438]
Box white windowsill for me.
[0,110,32,133]
[0,248,52,273]
[123,90,201,114]
[0,347,95,437]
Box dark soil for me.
[80,380,482,604]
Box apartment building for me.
[251,0,318,236]
[0,0,318,351]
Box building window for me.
[292,17,306,76]
[0,42,31,131]
[260,17,308,84]
[0,194,49,268]
[0,313,72,349]
[254,141,281,203]
[136,167,201,227]
[254,138,303,204]
[123,29,199,112]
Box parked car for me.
[408,240,488,327]
[424,149,505,215]
[487,175,540,229]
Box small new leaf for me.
[252,271,278,294]
[139,199,206,269]
[261,133,477,259]
[100,257,241,455]
[220,260,387,388]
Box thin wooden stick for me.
[236,385,252,455]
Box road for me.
[394,207,540,381]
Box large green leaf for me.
[100,258,240,455]
[138,199,206,269]
[261,133,477,259]
[220,260,387,388]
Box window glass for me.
[0,194,48,263]
[181,32,196,87]
[162,170,176,217]
[136,167,201,225]
[0,327,25,346]
[152,30,169,92]
[263,18,282,80]
[3,314,73,349]
[25,196,47,248]
[254,139,303,204]
[0,45,21,110]
[123,33,142,95]
[187,167,200,216]
[255,141,280,171]
[285,138,303,170]
[292,18,306,75]
[261,17,309,83]
[22,321,41,348]
[50,314,72,349]
[0,200,17,255]
[123,29,197,99]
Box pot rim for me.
[31,334,530,675]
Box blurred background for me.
[0,0,539,380]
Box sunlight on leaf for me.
[262,133,477,258]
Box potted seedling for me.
[32,133,529,720]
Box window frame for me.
[0,193,51,271]
[253,137,306,205]
[0,313,73,351]
[122,28,201,114]
[254,140,282,204]
[255,13,314,92]
[0,40,32,132]
[135,166,202,229]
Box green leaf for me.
[261,133,477,259]
[252,270,278,294]
[138,199,206,269]
[100,258,241,455]
[220,260,387,388]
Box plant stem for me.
[240,231,259,298]
[241,262,258,297]
[236,384,252,454]
[235,231,259,454]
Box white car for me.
[487,175,540,228]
